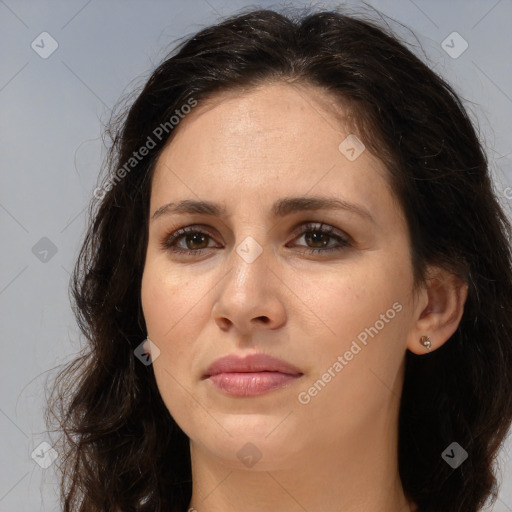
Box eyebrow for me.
[151,196,375,223]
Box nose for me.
[211,242,287,336]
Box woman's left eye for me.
[160,222,351,256]
[290,223,351,254]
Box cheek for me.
[141,257,207,339]
[141,261,203,430]
[294,252,413,411]
[297,257,408,344]
[293,281,409,438]
[140,261,198,397]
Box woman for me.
[46,5,512,512]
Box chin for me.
[188,418,305,470]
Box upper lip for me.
[203,353,303,378]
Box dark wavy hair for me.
[45,4,512,512]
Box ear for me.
[407,265,468,355]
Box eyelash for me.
[160,222,352,257]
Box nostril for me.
[213,317,232,332]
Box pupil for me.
[188,233,206,249]
[307,231,328,247]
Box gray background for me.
[1,0,511,510]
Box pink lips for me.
[203,353,303,397]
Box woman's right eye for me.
[160,226,217,255]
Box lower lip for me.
[207,372,302,396]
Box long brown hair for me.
[45,5,512,512]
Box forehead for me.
[150,82,398,221]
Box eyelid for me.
[289,221,348,241]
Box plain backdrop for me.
[1,0,511,510]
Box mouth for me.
[203,353,303,397]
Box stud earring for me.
[420,335,432,351]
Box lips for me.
[203,353,303,396]
[204,353,303,377]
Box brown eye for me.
[181,232,210,250]
[160,226,218,255]
[290,222,351,255]
[304,230,332,248]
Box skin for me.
[140,81,468,512]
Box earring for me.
[420,335,432,351]
[143,337,153,357]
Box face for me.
[141,82,419,470]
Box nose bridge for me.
[227,202,270,278]
[212,230,286,332]
[225,196,291,290]
[226,233,269,298]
